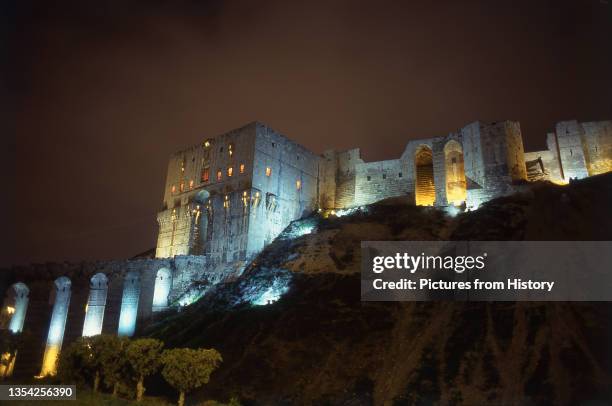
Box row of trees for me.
[57,335,222,406]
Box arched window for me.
[40,277,71,377]
[118,271,140,337]
[82,273,108,337]
[152,268,172,312]
[444,140,467,205]
[415,146,435,206]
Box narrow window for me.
[201,167,210,182]
[296,179,302,190]
[171,185,177,194]
[228,143,234,157]
[367,176,371,181]
[272,142,275,148]
[227,166,233,177]
[382,174,387,180]
[179,182,185,192]
[239,163,245,174]
[216,170,222,181]
[223,194,230,209]
[398,172,403,178]
[265,167,272,177]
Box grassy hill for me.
[144,174,612,405]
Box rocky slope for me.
[144,174,612,405]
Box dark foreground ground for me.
[144,174,612,405]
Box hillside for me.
[144,174,612,405]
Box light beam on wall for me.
[39,277,71,377]
[7,282,29,334]
[82,273,108,337]
[152,268,172,312]
[118,271,140,337]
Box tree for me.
[57,335,108,391]
[57,337,96,387]
[94,335,130,396]
[86,335,115,392]
[161,348,222,406]
[125,338,164,402]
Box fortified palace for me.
[1,119,611,378]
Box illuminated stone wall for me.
[82,273,108,336]
[354,159,409,206]
[522,120,611,184]
[247,123,320,257]
[156,123,257,259]
[0,256,199,378]
[582,121,612,176]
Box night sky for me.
[3,0,611,267]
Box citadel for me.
[1,118,611,378]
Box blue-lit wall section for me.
[8,283,29,334]
[40,277,71,377]
[152,268,172,312]
[82,273,108,337]
[118,271,140,336]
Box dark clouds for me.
[3,0,611,266]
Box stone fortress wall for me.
[1,118,610,378]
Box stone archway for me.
[82,273,108,337]
[152,268,172,312]
[415,146,435,206]
[40,276,71,377]
[444,140,467,205]
[118,271,140,337]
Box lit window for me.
[228,143,234,157]
[227,167,233,177]
[239,163,245,174]
[216,170,222,181]
[203,140,211,148]
[296,179,301,190]
[265,167,272,177]
[201,167,210,182]
[242,191,248,206]
[223,194,230,209]
[180,182,185,192]
[171,185,176,194]
[189,180,194,190]
[180,159,185,173]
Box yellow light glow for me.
[6,306,15,315]
[39,345,60,377]
[265,167,272,177]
